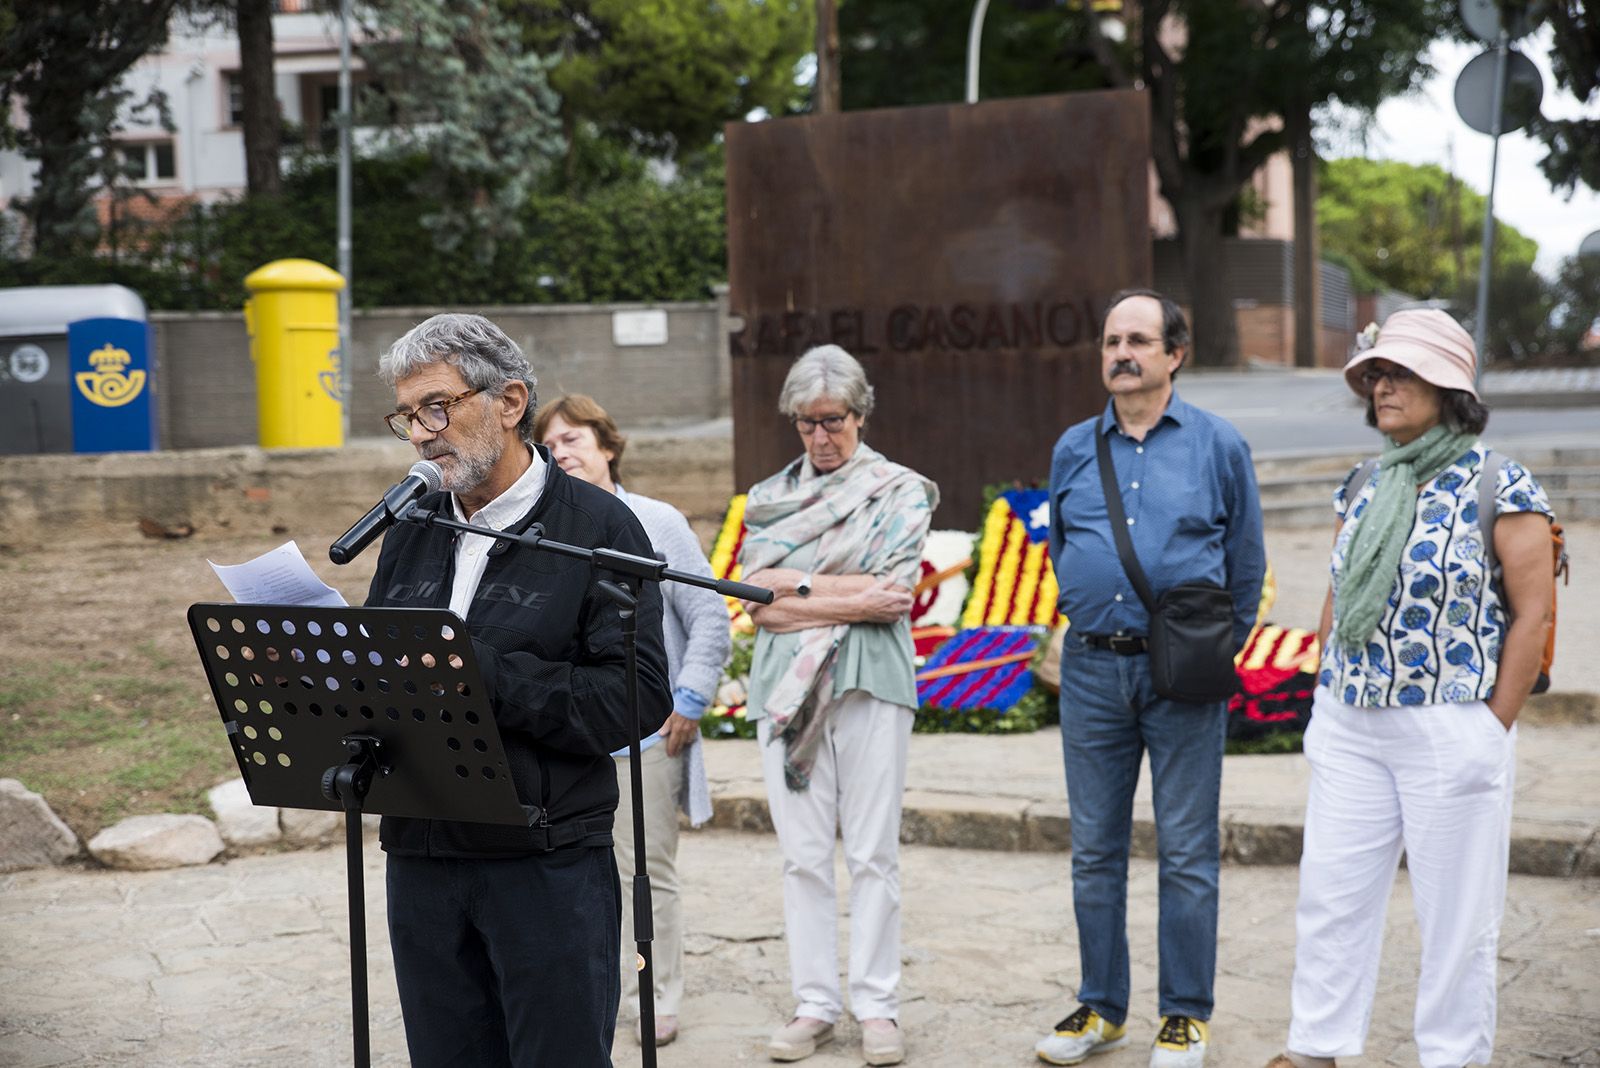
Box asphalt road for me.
[1176,368,1600,457]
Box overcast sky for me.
[1328,28,1600,276]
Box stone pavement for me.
[2,830,1598,1068]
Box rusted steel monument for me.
[726,90,1150,526]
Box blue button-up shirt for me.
[1047,392,1266,651]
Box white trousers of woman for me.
[1287,686,1516,1068]
[758,690,914,1024]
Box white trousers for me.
[758,691,914,1024]
[614,743,684,1016]
[1287,687,1516,1068]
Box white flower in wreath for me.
[716,676,748,708]
[1354,321,1380,353]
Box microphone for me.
[329,460,444,565]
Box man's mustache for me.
[1110,360,1141,378]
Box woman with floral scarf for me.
[737,345,936,1067]
[1265,310,1554,1068]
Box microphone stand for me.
[395,501,772,1067]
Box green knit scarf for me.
[1334,424,1477,652]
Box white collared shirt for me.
[446,446,547,619]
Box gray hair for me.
[379,313,538,442]
[777,345,875,421]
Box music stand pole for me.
[599,578,656,1068]
[324,735,385,1068]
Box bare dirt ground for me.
[0,520,383,839]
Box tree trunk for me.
[1287,97,1317,368]
[815,0,840,114]
[237,0,282,197]
[1173,192,1239,368]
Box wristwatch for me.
[796,572,813,597]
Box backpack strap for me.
[1479,449,1508,579]
[1344,458,1380,515]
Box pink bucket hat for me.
[1344,308,1479,400]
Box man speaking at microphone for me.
[363,312,671,1066]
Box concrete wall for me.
[151,296,732,450]
[0,433,737,551]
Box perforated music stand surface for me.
[187,602,526,826]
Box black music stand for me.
[188,602,528,1068]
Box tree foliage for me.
[1315,156,1589,365]
[0,0,180,259]
[1544,253,1600,358]
[0,155,730,310]
[1129,0,1444,365]
[839,0,1108,109]
[1318,157,1537,300]
[836,0,1446,366]
[357,0,563,258]
[1529,0,1600,194]
[502,0,812,160]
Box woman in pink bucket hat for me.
[1264,309,1556,1068]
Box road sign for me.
[1454,48,1543,135]
[1459,0,1542,42]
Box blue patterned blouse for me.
[1320,443,1553,708]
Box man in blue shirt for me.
[1035,289,1265,1068]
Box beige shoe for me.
[1264,1056,1336,1068]
[768,1016,835,1062]
[652,1015,678,1047]
[861,1018,906,1066]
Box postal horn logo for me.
[75,343,146,407]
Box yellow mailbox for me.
[243,259,345,448]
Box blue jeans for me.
[1058,638,1227,1025]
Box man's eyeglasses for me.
[793,413,851,434]
[1358,365,1419,390]
[384,388,483,440]
[1103,333,1162,352]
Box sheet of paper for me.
[208,540,348,607]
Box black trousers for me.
[386,848,621,1067]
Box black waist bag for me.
[1095,431,1240,704]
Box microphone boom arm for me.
[397,504,774,604]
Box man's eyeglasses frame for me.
[384,388,484,440]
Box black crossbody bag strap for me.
[1095,428,1157,615]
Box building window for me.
[225,72,245,127]
[120,142,177,185]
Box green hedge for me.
[2,155,729,311]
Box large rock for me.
[88,814,224,870]
[207,778,281,847]
[279,807,343,845]
[0,779,80,872]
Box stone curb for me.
[707,787,1599,879]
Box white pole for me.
[965,0,992,104]
[337,0,354,441]
[1471,30,1508,385]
